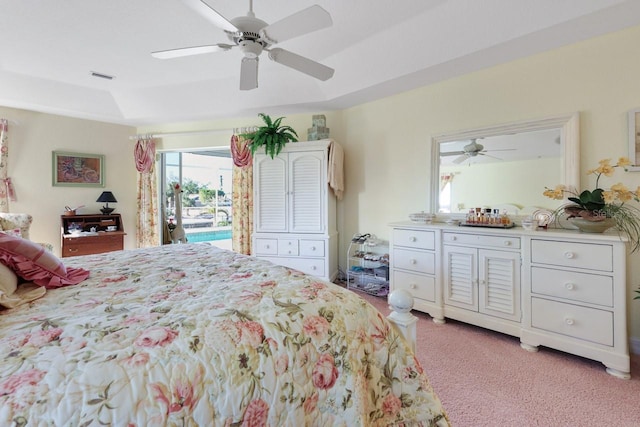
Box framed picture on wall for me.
[628,108,640,171]
[52,151,105,187]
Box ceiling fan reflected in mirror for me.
[441,138,516,164]
[152,0,335,90]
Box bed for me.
[0,242,448,426]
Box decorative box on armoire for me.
[252,139,338,281]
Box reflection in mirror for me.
[431,113,580,217]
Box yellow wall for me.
[339,25,640,346]
[3,24,640,347]
[0,107,137,253]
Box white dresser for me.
[252,140,338,281]
[389,221,630,378]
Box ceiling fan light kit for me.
[152,0,335,91]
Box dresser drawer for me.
[531,297,613,346]
[259,256,325,278]
[393,229,435,250]
[531,240,613,271]
[443,232,520,249]
[299,240,325,257]
[278,239,299,256]
[254,238,278,255]
[63,235,122,257]
[286,257,325,277]
[392,270,435,302]
[531,267,613,307]
[392,248,435,274]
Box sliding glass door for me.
[160,149,233,249]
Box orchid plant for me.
[544,157,640,253]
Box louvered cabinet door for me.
[478,249,521,322]
[288,150,325,233]
[254,154,288,232]
[443,245,477,311]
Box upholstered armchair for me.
[0,213,53,251]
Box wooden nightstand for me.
[60,214,125,257]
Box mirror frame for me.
[430,112,580,216]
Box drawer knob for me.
[410,259,417,265]
[564,317,575,326]
[311,266,317,270]
[451,236,457,241]
[410,236,417,242]
[564,251,575,259]
[311,246,316,251]
[265,245,270,249]
[503,240,511,246]
[410,284,417,289]
[565,282,575,291]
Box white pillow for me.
[0,262,18,296]
[0,262,46,309]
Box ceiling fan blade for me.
[440,151,465,157]
[260,5,332,44]
[480,153,503,160]
[240,57,259,91]
[453,155,468,164]
[182,0,238,32]
[151,44,233,59]
[268,48,334,81]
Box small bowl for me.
[409,212,435,223]
[521,218,539,231]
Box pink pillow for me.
[0,233,89,288]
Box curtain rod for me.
[129,126,258,140]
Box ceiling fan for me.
[152,0,335,90]
[441,139,514,164]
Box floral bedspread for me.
[0,244,448,426]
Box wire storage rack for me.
[346,234,389,297]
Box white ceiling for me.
[2,0,640,126]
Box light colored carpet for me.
[356,290,640,427]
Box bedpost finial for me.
[388,289,414,314]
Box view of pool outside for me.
[185,226,232,250]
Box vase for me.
[570,217,616,233]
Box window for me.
[160,149,233,248]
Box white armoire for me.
[252,140,338,281]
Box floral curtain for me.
[231,134,253,255]
[0,119,16,213]
[440,173,454,191]
[135,137,159,248]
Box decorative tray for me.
[459,222,515,229]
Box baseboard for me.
[631,336,640,355]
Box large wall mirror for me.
[431,113,580,216]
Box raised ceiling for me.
[1,0,640,126]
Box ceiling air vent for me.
[90,71,114,80]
